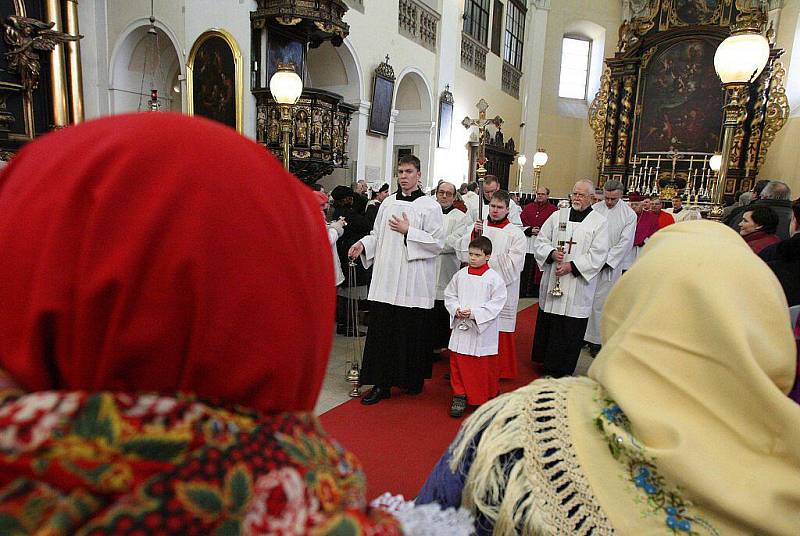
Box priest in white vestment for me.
[583,180,636,356]
[457,190,525,380]
[533,179,609,377]
[432,181,472,354]
[462,183,480,222]
[482,175,523,226]
[348,155,444,405]
[664,195,702,223]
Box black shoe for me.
[450,395,467,417]
[588,344,601,358]
[361,386,390,405]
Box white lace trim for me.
[449,377,614,535]
[370,493,474,536]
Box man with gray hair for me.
[727,180,793,239]
[533,179,609,377]
[431,181,472,356]
[583,179,636,357]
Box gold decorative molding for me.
[640,46,656,69]
[588,66,611,166]
[757,61,790,169]
[2,14,78,94]
[746,67,769,170]
[603,79,620,168]
[616,75,635,165]
[65,0,84,123]
[729,87,749,168]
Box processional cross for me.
[462,98,503,225]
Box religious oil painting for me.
[188,30,243,133]
[672,0,720,25]
[637,39,723,154]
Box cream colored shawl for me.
[451,220,800,535]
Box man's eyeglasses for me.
[437,191,455,197]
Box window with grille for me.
[558,36,592,99]
[503,0,525,70]
[463,0,491,45]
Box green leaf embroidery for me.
[120,438,189,461]
[319,514,361,536]
[0,513,26,536]
[177,483,224,518]
[215,519,241,536]
[72,394,116,443]
[225,465,252,514]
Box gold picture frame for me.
[187,29,243,133]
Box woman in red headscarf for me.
[0,114,401,534]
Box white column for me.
[520,3,549,179]
[431,0,461,183]
[352,100,370,181]
[384,109,400,180]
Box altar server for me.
[348,154,444,405]
[458,190,526,380]
[584,179,636,356]
[445,236,507,417]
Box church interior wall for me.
[533,1,622,197]
[760,0,800,194]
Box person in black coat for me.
[727,181,793,239]
[760,198,800,306]
[331,185,372,335]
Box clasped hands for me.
[347,212,411,260]
[455,308,472,319]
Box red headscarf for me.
[0,113,334,413]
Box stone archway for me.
[393,68,435,189]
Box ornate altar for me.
[251,0,356,184]
[468,128,517,190]
[0,0,83,158]
[590,1,789,200]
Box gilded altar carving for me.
[746,67,769,170]
[757,61,790,168]
[640,46,656,69]
[603,79,621,168]
[729,86,750,168]
[295,109,309,145]
[616,75,635,165]
[311,109,322,147]
[2,15,80,92]
[589,66,611,166]
[322,111,332,147]
[268,108,280,143]
[257,104,267,143]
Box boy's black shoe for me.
[450,395,467,418]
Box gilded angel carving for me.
[3,16,80,92]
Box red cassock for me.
[521,201,557,284]
[450,351,499,406]
[656,210,675,229]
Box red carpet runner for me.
[319,304,540,500]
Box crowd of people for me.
[0,115,797,534]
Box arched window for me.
[558,35,592,100]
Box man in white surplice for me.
[583,179,636,357]
[431,181,472,355]
[532,179,609,377]
[348,155,444,405]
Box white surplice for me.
[534,208,609,318]
[665,207,702,223]
[456,221,526,332]
[462,191,480,222]
[360,192,445,308]
[435,208,472,300]
[584,201,636,344]
[444,267,508,356]
[327,225,345,287]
